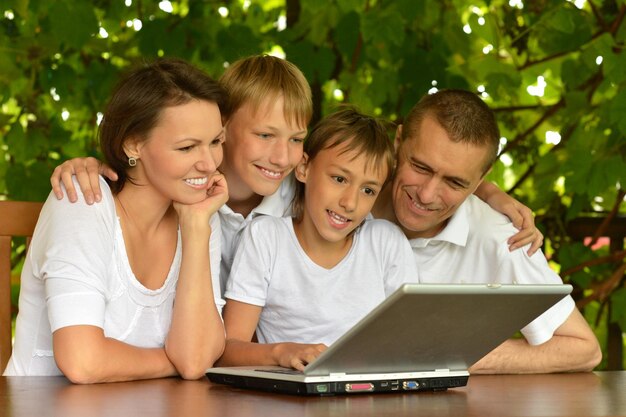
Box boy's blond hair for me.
[219,55,312,128]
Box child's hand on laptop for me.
[273,343,327,371]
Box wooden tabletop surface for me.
[1,371,624,417]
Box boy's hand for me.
[51,157,118,204]
[273,343,328,371]
[477,182,543,255]
[507,207,544,256]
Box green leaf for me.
[610,288,626,330]
[609,91,626,135]
[603,50,626,85]
[336,0,364,13]
[6,161,54,202]
[565,193,586,221]
[361,8,405,47]
[546,8,576,34]
[335,12,360,63]
[284,41,334,82]
[558,242,595,287]
[49,1,98,50]
[561,58,589,89]
[138,18,188,57]
[533,8,592,55]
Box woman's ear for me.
[123,137,142,161]
[294,153,310,183]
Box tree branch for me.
[519,4,624,71]
[588,189,626,247]
[506,123,575,193]
[501,68,603,189]
[286,0,301,27]
[492,104,550,113]
[587,0,608,31]
[610,5,626,36]
[562,250,626,276]
[519,50,573,71]
[576,262,626,309]
[499,98,564,156]
[350,32,363,73]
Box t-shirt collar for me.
[218,175,295,220]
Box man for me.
[373,89,602,374]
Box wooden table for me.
[1,372,624,417]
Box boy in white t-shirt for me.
[219,107,417,370]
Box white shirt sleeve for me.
[208,212,225,313]
[496,246,575,345]
[224,217,276,307]
[376,221,419,296]
[30,180,117,332]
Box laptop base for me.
[207,373,468,396]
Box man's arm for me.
[468,308,602,374]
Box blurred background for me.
[0,0,624,370]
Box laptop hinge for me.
[329,372,346,377]
[435,369,451,373]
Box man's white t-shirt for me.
[409,194,575,345]
[225,216,417,346]
[4,178,223,376]
[218,176,295,291]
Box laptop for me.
[206,283,572,395]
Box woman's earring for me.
[128,157,137,167]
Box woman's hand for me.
[173,172,228,233]
[51,157,117,204]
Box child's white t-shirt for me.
[225,216,417,346]
[218,176,295,292]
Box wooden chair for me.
[0,201,43,372]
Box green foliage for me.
[1,0,625,369]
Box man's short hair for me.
[401,89,500,175]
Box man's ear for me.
[294,153,310,183]
[394,124,403,153]
[472,166,493,195]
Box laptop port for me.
[315,384,329,393]
[345,383,374,392]
[403,381,420,390]
[390,380,400,390]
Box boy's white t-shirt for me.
[4,177,223,376]
[218,175,296,291]
[225,216,417,346]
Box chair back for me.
[0,201,43,372]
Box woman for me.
[4,58,228,383]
